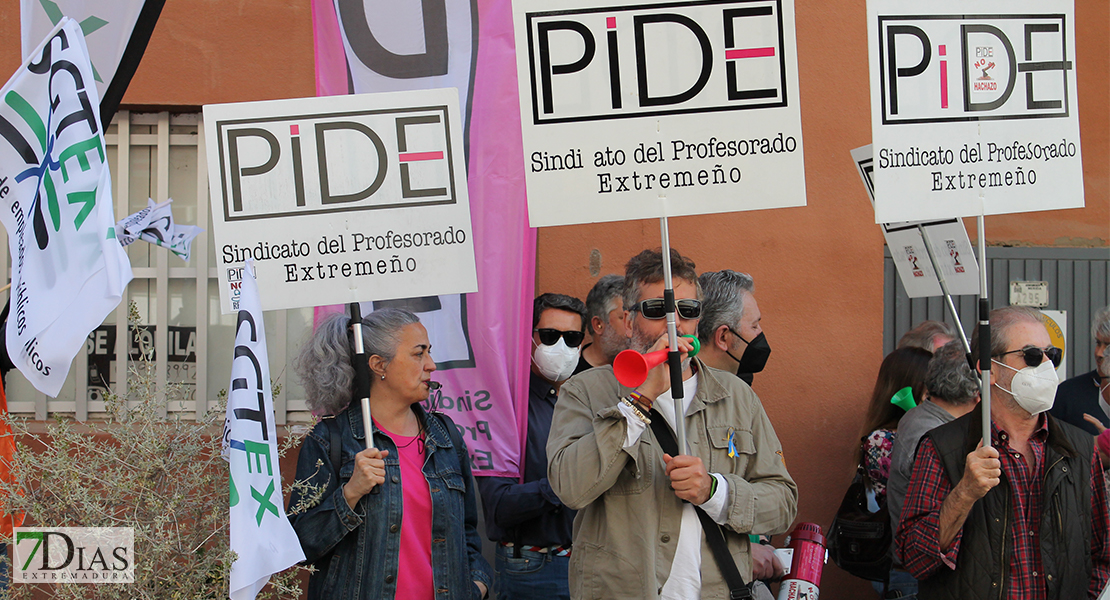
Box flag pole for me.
[977,215,991,449]
[659,216,686,454]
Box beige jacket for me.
[547,360,798,600]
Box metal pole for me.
[917,224,971,354]
[977,216,991,449]
[350,302,375,451]
[659,216,686,454]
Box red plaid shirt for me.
[895,417,1110,599]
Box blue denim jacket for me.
[288,400,492,600]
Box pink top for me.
[378,422,434,600]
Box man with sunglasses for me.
[1050,306,1110,435]
[477,293,587,600]
[897,305,1110,600]
[548,249,797,600]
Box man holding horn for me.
[547,248,797,600]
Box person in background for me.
[289,309,492,600]
[886,340,981,599]
[897,320,957,353]
[696,269,781,599]
[576,275,626,374]
[477,293,586,600]
[897,306,1110,599]
[857,346,931,597]
[696,270,770,387]
[1050,306,1110,434]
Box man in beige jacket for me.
[547,249,798,600]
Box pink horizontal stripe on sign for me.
[726,47,775,59]
[398,151,444,162]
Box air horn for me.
[613,335,700,388]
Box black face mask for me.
[726,331,772,374]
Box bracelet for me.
[709,475,719,498]
[620,396,652,425]
[628,390,652,410]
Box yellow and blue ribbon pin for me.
[727,427,737,458]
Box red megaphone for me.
[612,336,700,388]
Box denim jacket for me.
[289,400,493,600]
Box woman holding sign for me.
[289,309,492,599]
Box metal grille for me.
[885,245,1110,378]
[0,112,315,422]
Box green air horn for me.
[890,386,917,412]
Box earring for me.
[380,374,385,380]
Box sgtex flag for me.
[222,260,303,600]
[0,18,132,398]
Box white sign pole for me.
[659,216,685,454]
[916,224,971,353]
[977,215,992,449]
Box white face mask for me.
[533,338,580,383]
[993,359,1059,415]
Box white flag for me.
[0,18,132,397]
[221,260,304,600]
[116,198,203,261]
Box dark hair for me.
[585,275,624,333]
[622,248,700,311]
[533,293,587,331]
[857,347,932,463]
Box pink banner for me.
[311,0,535,478]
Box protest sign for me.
[0,19,132,397]
[851,145,979,298]
[513,0,807,227]
[867,0,1083,223]
[204,89,478,314]
[313,0,536,477]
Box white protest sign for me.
[513,0,806,227]
[867,0,1083,223]
[203,89,477,314]
[851,145,979,298]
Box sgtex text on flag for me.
[0,18,131,397]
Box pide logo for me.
[214,106,458,221]
[15,527,134,583]
[522,0,789,124]
[878,14,1072,124]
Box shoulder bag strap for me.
[649,411,752,600]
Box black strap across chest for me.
[649,410,752,600]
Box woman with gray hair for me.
[288,309,492,600]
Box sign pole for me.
[349,303,380,451]
[977,216,991,449]
[917,224,971,353]
[659,216,686,454]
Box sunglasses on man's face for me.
[631,298,702,320]
[534,328,585,347]
[995,345,1063,369]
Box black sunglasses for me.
[631,298,702,320]
[534,328,585,348]
[995,345,1063,369]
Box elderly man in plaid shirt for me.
[896,306,1110,600]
